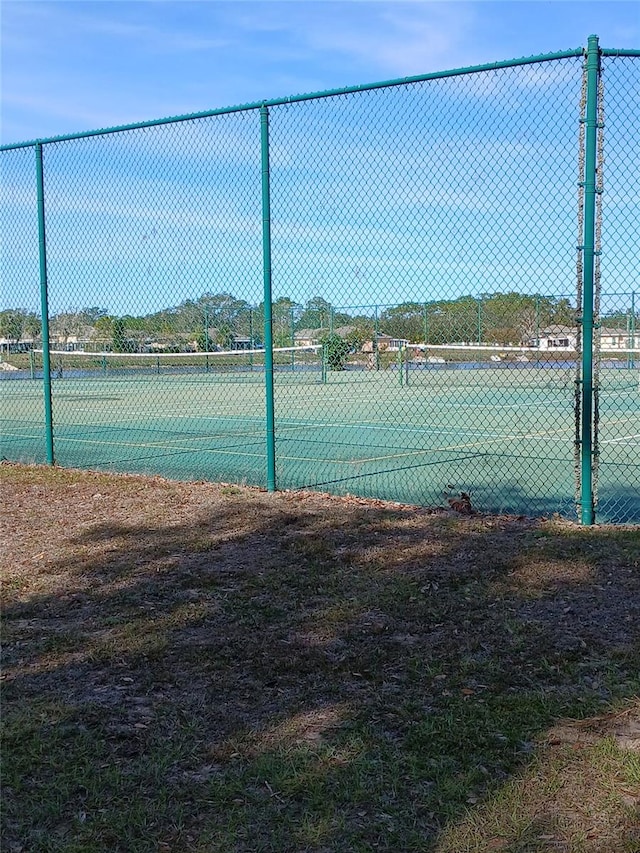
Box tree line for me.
[1,292,634,353]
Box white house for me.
[600,327,640,351]
[531,325,577,350]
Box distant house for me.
[0,336,36,354]
[525,325,639,352]
[362,334,391,353]
[600,328,640,351]
[362,334,409,353]
[528,325,577,350]
[294,326,355,348]
[387,338,410,352]
[49,324,100,352]
[294,328,321,347]
[49,334,98,352]
[231,336,252,351]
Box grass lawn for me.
[1,463,639,852]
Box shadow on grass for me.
[2,474,639,852]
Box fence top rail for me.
[601,48,640,57]
[0,45,589,152]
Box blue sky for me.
[2,1,638,145]
[1,2,638,317]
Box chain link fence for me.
[1,38,638,523]
[591,54,640,523]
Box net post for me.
[260,105,276,491]
[35,142,55,465]
[29,349,35,380]
[579,34,600,525]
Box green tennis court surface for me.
[2,364,638,522]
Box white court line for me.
[279,395,573,412]
[46,414,576,446]
[345,427,575,465]
[4,429,575,468]
[275,418,574,443]
[35,420,267,448]
[601,433,640,445]
[23,426,554,466]
[52,434,267,458]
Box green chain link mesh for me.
[1,50,638,522]
[594,56,640,522]
[0,147,43,463]
[268,58,585,516]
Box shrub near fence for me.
[1,36,638,523]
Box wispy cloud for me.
[303,3,477,74]
[2,1,639,145]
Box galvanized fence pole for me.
[260,105,276,491]
[579,35,601,525]
[35,142,55,465]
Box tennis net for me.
[31,345,323,381]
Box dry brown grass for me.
[2,462,639,852]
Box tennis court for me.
[2,354,637,521]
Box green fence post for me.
[321,344,328,384]
[629,292,636,370]
[35,142,54,465]
[249,307,254,370]
[579,34,601,525]
[204,304,210,372]
[291,306,295,370]
[535,295,541,368]
[374,306,380,370]
[260,105,276,491]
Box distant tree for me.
[275,298,301,347]
[22,312,42,339]
[0,310,25,343]
[379,303,425,342]
[111,318,128,352]
[321,332,350,371]
[297,297,333,331]
[344,325,372,352]
[216,322,235,351]
[95,316,114,336]
[80,307,109,324]
[195,330,214,352]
